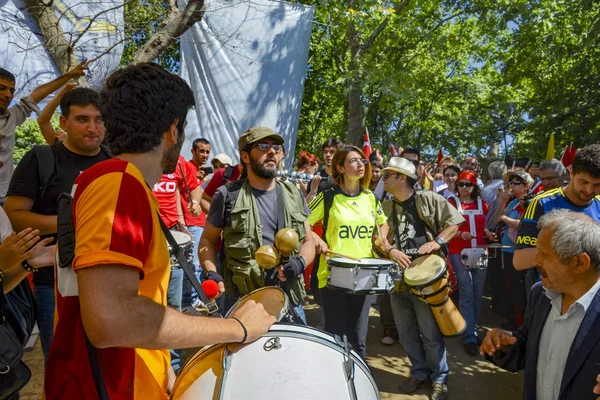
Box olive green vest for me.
[221,179,308,305]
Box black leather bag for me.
[3,280,37,346]
[0,287,32,399]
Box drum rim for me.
[327,283,392,294]
[224,286,288,319]
[403,255,448,288]
[328,258,394,269]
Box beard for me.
[250,153,278,179]
[162,129,185,174]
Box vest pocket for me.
[290,212,307,240]
[229,207,250,232]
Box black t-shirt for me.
[306,168,334,195]
[393,195,428,260]
[7,142,111,285]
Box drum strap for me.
[452,196,483,248]
[414,283,449,302]
[159,215,221,317]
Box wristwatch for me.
[435,237,445,247]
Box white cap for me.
[211,153,233,166]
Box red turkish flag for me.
[363,128,372,159]
[436,146,444,165]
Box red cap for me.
[457,170,477,186]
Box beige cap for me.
[211,153,233,166]
[382,157,418,180]
[238,127,284,152]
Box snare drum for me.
[403,255,466,337]
[170,324,380,400]
[327,257,400,294]
[225,286,295,323]
[167,231,194,268]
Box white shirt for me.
[536,279,600,400]
[0,95,41,197]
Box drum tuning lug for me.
[264,337,282,351]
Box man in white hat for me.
[211,153,233,170]
[377,157,465,400]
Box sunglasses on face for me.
[508,180,524,186]
[382,172,399,180]
[254,143,282,153]
[348,158,368,166]
[457,182,473,188]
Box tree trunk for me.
[480,141,500,183]
[24,0,83,81]
[346,0,363,146]
[132,0,205,64]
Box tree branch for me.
[132,0,205,64]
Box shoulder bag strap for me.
[85,334,109,400]
[222,165,234,185]
[158,215,221,317]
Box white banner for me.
[0,0,124,98]
[180,0,314,168]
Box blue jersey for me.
[516,188,600,249]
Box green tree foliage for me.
[14,119,48,164]
[296,0,598,162]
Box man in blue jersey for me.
[514,144,600,271]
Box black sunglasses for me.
[457,182,473,188]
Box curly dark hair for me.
[572,144,600,179]
[100,63,195,155]
[60,88,100,118]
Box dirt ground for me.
[21,294,523,399]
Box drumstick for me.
[325,251,361,262]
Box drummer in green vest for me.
[376,157,465,400]
[199,127,315,322]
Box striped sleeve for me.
[307,191,325,226]
[73,166,153,276]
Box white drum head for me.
[404,255,446,287]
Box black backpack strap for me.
[99,144,113,159]
[158,215,221,317]
[275,182,286,232]
[85,334,110,400]
[321,187,337,244]
[32,145,57,211]
[223,179,244,227]
[222,165,234,186]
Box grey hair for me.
[537,209,600,271]
[488,161,507,180]
[538,158,566,177]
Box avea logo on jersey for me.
[153,181,177,193]
[338,225,374,239]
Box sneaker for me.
[381,327,398,345]
[399,376,431,393]
[464,342,478,356]
[431,382,448,400]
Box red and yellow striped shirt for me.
[45,159,171,399]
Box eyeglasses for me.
[254,143,282,153]
[348,158,368,166]
[382,172,399,180]
[508,181,524,186]
[457,182,473,188]
[540,176,559,182]
[409,159,424,168]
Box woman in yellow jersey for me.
[308,145,388,359]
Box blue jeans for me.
[390,290,448,383]
[34,283,55,363]
[167,268,183,373]
[449,254,487,344]
[187,225,204,302]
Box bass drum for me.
[170,324,380,400]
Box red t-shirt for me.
[448,197,489,254]
[182,160,206,227]
[204,164,241,198]
[152,155,199,229]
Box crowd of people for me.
[1,61,600,400]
